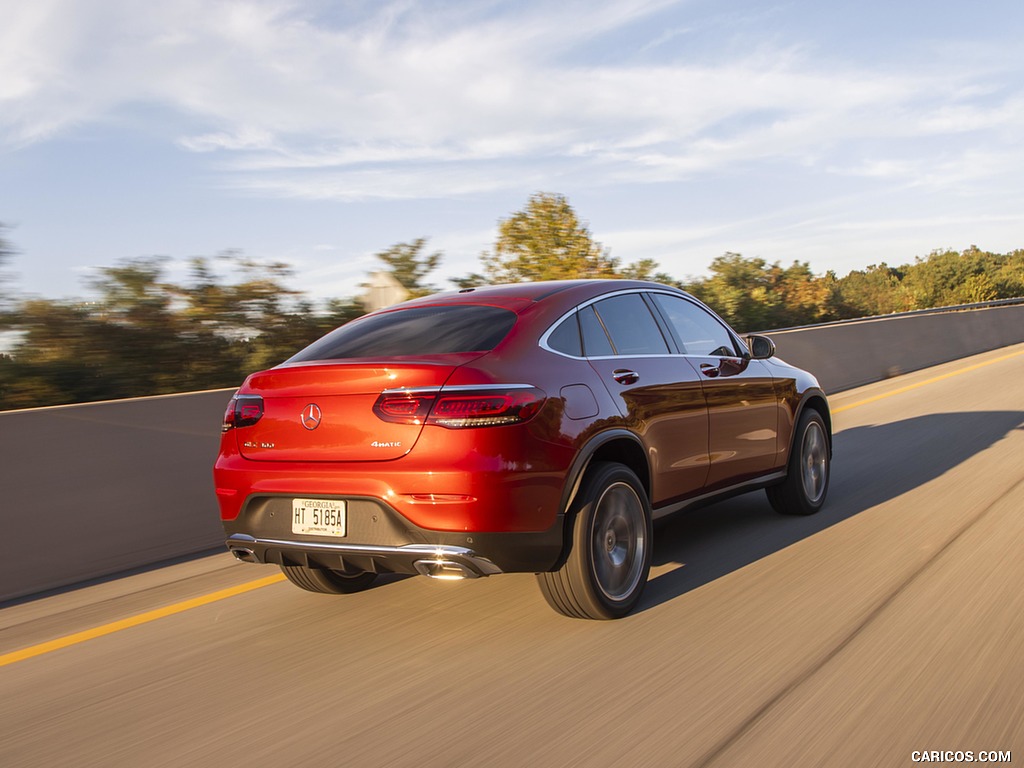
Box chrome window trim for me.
[539,287,743,360]
[583,353,684,361]
[539,287,658,359]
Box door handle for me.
[699,363,720,378]
[612,369,639,385]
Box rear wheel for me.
[537,462,652,620]
[766,409,830,516]
[280,564,377,594]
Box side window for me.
[546,312,583,357]
[650,294,739,357]
[579,305,614,357]
[592,294,670,355]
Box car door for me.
[581,292,710,507]
[648,292,780,490]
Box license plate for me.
[291,499,346,537]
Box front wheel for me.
[766,409,830,516]
[280,564,377,594]
[537,462,652,620]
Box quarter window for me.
[546,312,583,357]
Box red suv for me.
[215,280,831,619]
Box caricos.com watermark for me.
[911,751,1012,763]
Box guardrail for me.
[3,300,1024,602]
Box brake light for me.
[373,387,545,429]
[222,394,264,431]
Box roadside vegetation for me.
[2,193,1022,410]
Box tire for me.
[766,408,830,516]
[537,462,652,620]
[280,564,377,594]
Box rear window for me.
[287,305,517,361]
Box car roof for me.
[394,279,688,310]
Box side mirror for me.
[745,334,776,360]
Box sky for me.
[2,0,1023,302]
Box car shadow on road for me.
[638,410,1024,614]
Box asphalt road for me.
[3,343,1023,768]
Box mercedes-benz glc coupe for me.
[215,280,831,619]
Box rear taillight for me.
[429,390,544,427]
[373,387,545,429]
[222,394,264,432]
[372,393,436,425]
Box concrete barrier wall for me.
[768,303,1024,394]
[1,390,233,602]
[2,303,1023,602]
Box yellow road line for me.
[832,347,1024,414]
[4,346,1024,668]
[0,573,285,668]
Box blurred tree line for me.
[0,249,362,409]
[1,196,1023,410]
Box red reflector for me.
[409,494,476,503]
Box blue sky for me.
[2,0,1022,301]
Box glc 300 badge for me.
[301,404,322,430]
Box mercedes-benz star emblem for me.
[301,403,322,430]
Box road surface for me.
[2,343,1023,767]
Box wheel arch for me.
[793,389,833,456]
[549,429,651,570]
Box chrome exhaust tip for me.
[230,547,258,563]
[414,559,478,580]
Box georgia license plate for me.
[291,498,346,537]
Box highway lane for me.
[2,343,1023,767]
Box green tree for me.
[901,248,991,307]
[373,238,442,297]
[990,249,1024,298]
[772,261,839,327]
[481,192,620,282]
[618,257,678,285]
[834,263,913,317]
[0,252,363,410]
[683,253,778,330]
[684,253,838,331]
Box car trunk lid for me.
[234,357,473,462]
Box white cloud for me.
[3,0,1024,306]
[4,0,1021,205]
[177,127,277,153]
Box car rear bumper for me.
[222,493,566,574]
[227,534,505,578]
